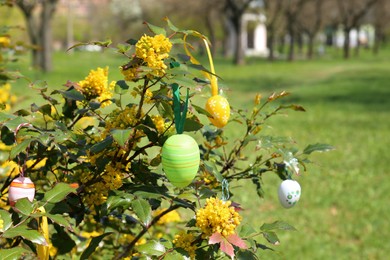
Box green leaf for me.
[3,116,29,131]
[164,251,186,260]
[239,223,257,238]
[3,225,48,245]
[111,129,132,147]
[0,111,16,121]
[90,136,113,154]
[136,240,166,256]
[131,199,152,226]
[163,17,179,32]
[10,138,34,159]
[114,80,129,95]
[303,143,335,154]
[0,209,13,232]
[106,192,134,212]
[15,198,34,216]
[262,231,279,245]
[59,88,85,101]
[144,22,166,36]
[45,213,72,230]
[192,104,213,117]
[236,250,258,260]
[183,116,203,132]
[0,248,31,260]
[260,221,297,232]
[43,183,76,204]
[80,232,113,260]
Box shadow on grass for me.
[285,68,390,111]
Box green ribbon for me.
[172,83,189,134]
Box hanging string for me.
[221,178,230,201]
[14,123,32,178]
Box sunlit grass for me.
[7,47,390,258]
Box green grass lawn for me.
[7,47,390,259]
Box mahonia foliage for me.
[0,19,332,259]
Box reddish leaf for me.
[227,233,247,249]
[209,232,223,245]
[220,239,235,259]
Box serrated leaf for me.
[239,223,257,237]
[262,231,279,245]
[15,197,34,216]
[111,129,132,147]
[303,143,334,154]
[136,240,166,256]
[236,250,258,260]
[163,251,186,260]
[0,209,13,231]
[0,248,31,260]
[144,22,166,36]
[80,232,113,260]
[3,225,48,245]
[43,183,76,204]
[131,199,152,226]
[260,221,297,232]
[303,143,335,154]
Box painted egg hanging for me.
[8,176,35,207]
[162,134,200,188]
[205,95,230,128]
[278,179,301,209]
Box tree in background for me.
[336,0,379,59]
[284,0,310,61]
[224,0,255,65]
[262,0,285,61]
[296,0,325,59]
[372,0,390,54]
[16,0,58,72]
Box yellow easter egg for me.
[205,95,230,128]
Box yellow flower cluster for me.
[135,34,172,77]
[0,83,17,111]
[151,115,166,134]
[121,66,139,82]
[200,171,219,189]
[118,234,146,246]
[106,106,139,131]
[80,162,124,207]
[0,36,10,48]
[173,231,197,259]
[78,67,114,107]
[196,197,241,237]
[154,208,181,225]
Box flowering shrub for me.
[0,18,332,259]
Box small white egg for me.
[278,179,301,208]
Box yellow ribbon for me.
[37,206,49,260]
[183,34,218,96]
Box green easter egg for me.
[162,134,200,188]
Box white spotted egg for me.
[278,179,301,208]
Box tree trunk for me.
[232,17,245,65]
[287,21,295,61]
[307,34,314,59]
[40,1,56,72]
[267,30,275,61]
[343,27,351,59]
[373,26,382,55]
